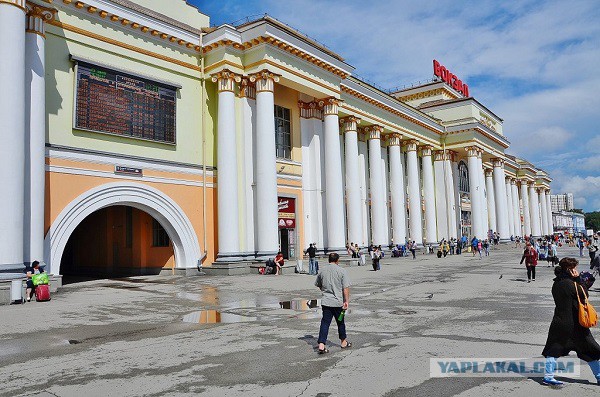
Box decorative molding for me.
[25,2,57,37]
[55,0,201,52]
[339,116,361,133]
[248,69,280,93]
[298,100,323,119]
[318,96,342,116]
[340,85,442,135]
[396,87,459,103]
[47,20,202,72]
[210,69,242,92]
[203,35,349,79]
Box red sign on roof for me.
[433,60,469,97]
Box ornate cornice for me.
[57,0,201,51]
[25,2,56,37]
[387,133,402,146]
[340,85,442,136]
[339,116,361,133]
[210,69,242,92]
[318,96,342,116]
[203,35,349,79]
[298,100,323,120]
[0,0,26,12]
[249,69,280,93]
[396,87,459,103]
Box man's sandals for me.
[318,341,352,354]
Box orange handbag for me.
[575,282,598,328]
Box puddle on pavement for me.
[182,310,257,324]
[278,299,320,310]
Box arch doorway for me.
[45,182,201,277]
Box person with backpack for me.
[541,257,600,387]
[520,243,539,283]
[25,260,45,302]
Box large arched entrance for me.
[44,182,201,276]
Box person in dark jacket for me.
[520,243,538,282]
[541,257,600,387]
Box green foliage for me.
[585,212,600,232]
[572,208,584,214]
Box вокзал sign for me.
[433,59,469,97]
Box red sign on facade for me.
[433,59,469,97]
[278,197,296,229]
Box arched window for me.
[458,161,469,194]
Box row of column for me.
[0,1,55,271]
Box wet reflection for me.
[279,299,320,310]
[182,310,257,324]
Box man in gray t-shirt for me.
[315,253,351,354]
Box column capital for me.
[510,178,518,185]
[434,149,450,161]
[466,146,483,158]
[211,69,242,92]
[446,150,458,162]
[248,69,280,93]
[25,2,56,37]
[419,145,433,157]
[387,133,402,146]
[527,181,535,188]
[491,157,505,167]
[339,116,361,132]
[318,96,343,115]
[363,125,383,140]
[403,139,419,152]
[239,78,256,99]
[298,100,323,119]
[535,187,544,194]
[0,0,27,12]
[545,189,551,194]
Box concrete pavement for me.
[1,244,599,396]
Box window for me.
[75,61,176,144]
[274,105,291,159]
[152,219,170,247]
[458,161,470,194]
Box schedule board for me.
[75,61,176,143]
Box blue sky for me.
[189,0,600,211]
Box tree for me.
[572,208,584,214]
[585,212,600,232]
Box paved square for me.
[1,245,598,396]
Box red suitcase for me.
[35,284,51,302]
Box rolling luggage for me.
[35,284,51,302]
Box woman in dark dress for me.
[542,257,600,387]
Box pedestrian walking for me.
[315,253,351,354]
[541,257,600,387]
[578,238,585,257]
[410,241,417,259]
[587,241,598,262]
[483,239,490,256]
[372,246,382,271]
[305,243,318,275]
[520,243,538,282]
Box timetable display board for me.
[75,62,177,143]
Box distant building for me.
[550,193,574,212]
[553,211,586,235]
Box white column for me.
[492,158,509,241]
[539,188,548,235]
[211,70,242,260]
[545,190,553,234]
[299,100,315,250]
[505,177,515,238]
[404,140,423,243]
[477,155,488,236]
[451,157,461,237]
[24,4,54,266]
[358,133,369,246]
[421,146,437,243]
[341,116,362,245]
[241,80,257,254]
[0,0,27,271]
[433,151,447,240]
[511,181,521,237]
[320,97,345,251]
[529,183,541,237]
[467,147,485,239]
[251,70,280,257]
[484,169,497,233]
[519,181,531,236]
[444,152,458,240]
[366,125,385,246]
[388,135,407,245]
[381,149,390,244]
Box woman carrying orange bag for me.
[541,257,600,387]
